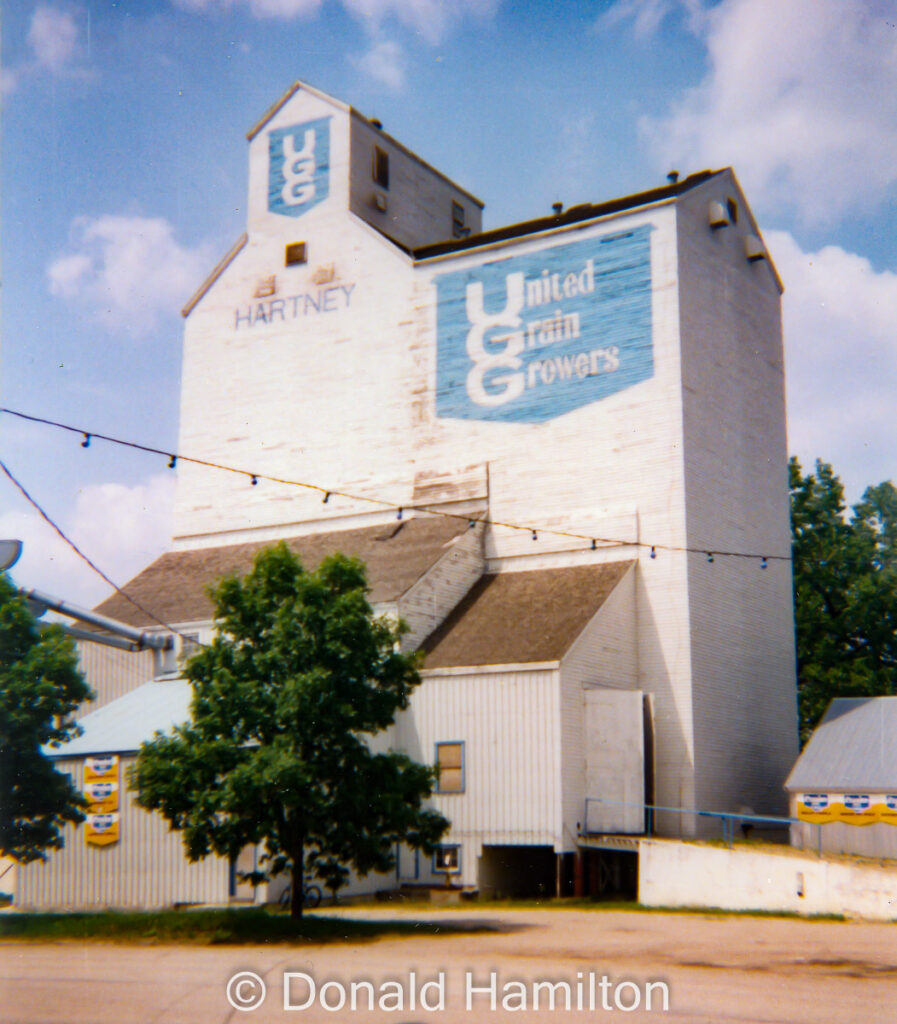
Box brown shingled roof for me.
[421,561,634,668]
[95,516,471,628]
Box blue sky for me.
[2,0,896,605]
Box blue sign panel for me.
[435,226,653,422]
[268,118,330,218]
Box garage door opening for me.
[478,845,573,899]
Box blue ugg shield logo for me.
[268,118,330,218]
[435,225,654,423]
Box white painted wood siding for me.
[17,756,230,910]
[402,667,561,886]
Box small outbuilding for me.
[15,679,256,910]
[786,697,897,860]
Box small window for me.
[435,741,464,793]
[433,844,461,874]
[372,146,389,189]
[726,197,738,224]
[451,200,466,238]
[285,241,307,266]
[180,633,200,659]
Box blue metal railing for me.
[583,797,823,855]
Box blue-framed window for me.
[433,844,461,874]
[435,741,465,793]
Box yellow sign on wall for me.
[85,813,120,846]
[84,754,119,782]
[796,793,897,826]
[84,780,119,813]
[83,755,121,846]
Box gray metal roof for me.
[785,697,897,791]
[48,679,191,758]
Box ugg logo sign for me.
[268,118,330,218]
[435,227,654,423]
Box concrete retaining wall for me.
[638,838,897,920]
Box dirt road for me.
[1,906,895,1023]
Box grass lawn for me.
[0,899,850,945]
[0,906,505,945]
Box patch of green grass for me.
[393,896,852,922]
[0,907,500,945]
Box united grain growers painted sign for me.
[435,226,653,422]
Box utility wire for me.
[0,456,202,645]
[0,406,791,563]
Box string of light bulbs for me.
[0,406,790,566]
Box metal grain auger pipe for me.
[18,587,174,652]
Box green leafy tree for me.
[131,544,449,917]
[0,575,93,862]
[790,458,897,742]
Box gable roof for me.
[48,679,191,758]
[95,516,472,629]
[785,697,897,791]
[421,561,634,668]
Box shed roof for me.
[94,516,470,628]
[413,170,718,260]
[785,697,897,791]
[421,561,634,668]
[49,679,191,758]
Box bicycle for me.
[278,879,322,910]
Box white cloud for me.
[28,5,79,72]
[633,0,897,224]
[1,67,19,96]
[174,0,497,36]
[350,38,405,90]
[342,0,499,45]
[768,229,897,498]
[3,5,86,95]
[48,215,214,339]
[599,0,704,38]
[172,0,324,18]
[0,474,175,611]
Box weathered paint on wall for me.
[133,81,798,897]
[583,689,645,834]
[434,226,653,422]
[639,838,897,920]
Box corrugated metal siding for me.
[76,643,156,715]
[17,756,229,910]
[404,668,561,886]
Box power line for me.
[0,406,791,564]
[0,456,203,646]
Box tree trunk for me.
[290,836,305,920]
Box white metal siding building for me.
[20,80,799,906]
